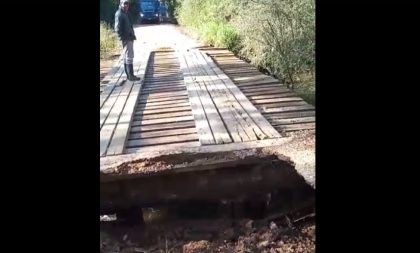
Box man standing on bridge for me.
[115,0,141,81]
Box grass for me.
[292,71,315,105]
[100,21,120,59]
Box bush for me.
[233,0,315,88]
[100,21,120,59]
[176,0,315,92]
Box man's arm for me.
[114,12,125,41]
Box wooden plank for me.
[260,104,315,114]
[195,55,268,141]
[248,92,296,100]
[130,121,196,133]
[228,72,267,77]
[184,51,232,144]
[137,102,191,111]
[127,133,199,147]
[239,83,284,91]
[146,71,181,74]
[141,85,186,92]
[138,95,188,104]
[141,88,187,95]
[100,57,123,84]
[235,79,283,87]
[124,141,201,155]
[138,98,189,106]
[188,51,245,142]
[100,80,135,156]
[100,85,115,108]
[129,127,197,139]
[106,51,151,156]
[224,69,260,75]
[105,83,139,155]
[177,51,216,145]
[228,75,277,83]
[193,50,265,141]
[256,100,308,108]
[142,81,184,87]
[140,87,187,94]
[201,51,282,138]
[118,138,291,164]
[243,89,291,97]
[132,115,195,126]
[144,77,184,82]
[100,64,126,108]
[251,97,304,104]
[268,116,315,125]
[274,122,315,131]
[136,110,192,120]
[138,90,188,99]
[224,68,258,73]
[264,110,316,120]
[100,84,125,129]
[136,105,191,116]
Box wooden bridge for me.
[99,44,315,217]
[100,46,314,161]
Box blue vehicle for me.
[138,0,160,23]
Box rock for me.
[269,221,278,230]
[183,240,210,253]
[257,240,269,249]
[245,220,254,229]
[221,228,236,241]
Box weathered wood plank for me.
[124,141,201,155]
[193,50,265,141]
[256,101,308,109]
[136,105,191,116]
[251,97,304,104]
[235,80,283,87]
[136,110,192,120]
[106,50,151,156]
[137,102,191,112]
[184,51,233,144]
[242,89,290,97]
[127,133,199,147]
[188,52,245,142]
[138,95,189,104]
[138,90,188,100]
[274,122,315,131]
[132,115,195,126]
[129,127,197,139]
[264,111,316,120]
[100,64,126,108]
[239,84,284,91]
[130,121,196,133]
[138,98,189,107]
[100,84,125,129]
[248,93,296,100]
[260,104,315,114]
[269,116,315,125]
[201,51,282,138]
[100,80,135,156]
[178,51,216,145]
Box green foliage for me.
[100,0,139,25]
[176,0,315,94]
[176,0,240,50]
[100,0,119,25]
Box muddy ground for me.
[101,215,315,253]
